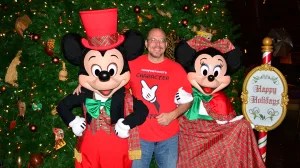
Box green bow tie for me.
[185,87,213,121]
[85,98,112,118]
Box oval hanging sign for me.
[241,64,289,132]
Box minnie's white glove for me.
[216,115,244,125]
[174,87,193,104]
[114,118,130,138]
[215,120,228,125]
[229,115,244,123]
[69,116,86,137]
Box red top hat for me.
[79,8,124,51]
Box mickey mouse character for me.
[174,36,265,168]
[56,8,148,168]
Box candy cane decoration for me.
[258,132,267,162]
[258,37,273,162]
[262,50,272,64]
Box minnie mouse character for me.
[175,36,265,168]
[56,8,148,168]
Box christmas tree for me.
[0,0,243,167]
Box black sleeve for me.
[123,96,149,129]
[56,93,86,126]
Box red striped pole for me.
[258,131,267,162]
[259,37,273,162]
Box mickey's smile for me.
[99,89,113,96]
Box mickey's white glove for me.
[69,116,86,137]
[114,118,130,138]
[229,115,244,123]
[174,87,193,104]
[141,80,157,103]
[216,120,228,125]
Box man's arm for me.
[156,101,192,126]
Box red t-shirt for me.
[128,55,192,141]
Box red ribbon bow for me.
[187,36,235,53]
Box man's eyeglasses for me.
[147,38,166,43]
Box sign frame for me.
[241,64,289,132]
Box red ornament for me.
[30,154,43,167]
[204,4,211,10]
[44,46,54,56]
[134,5,141,13]
[31,34,40,41]
[30,124,37,132]
[10,120,17,131]
[52,57,59,64]
[181,19,188,27]
[183,5,189,12]
[2,4,8,10]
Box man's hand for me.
[156,112,176,126]
[73,84,82,95]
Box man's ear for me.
[145,40,148,49]
[61,33,85,66]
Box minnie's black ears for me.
[174,40,196,69]
[225,45,243,73]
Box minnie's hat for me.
[79,8,124,51]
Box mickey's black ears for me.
[175,40,196,69]
[61,33,85,66]
[122,30,145,61]
[226,45,243,73]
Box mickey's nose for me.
[208,75,215,82]
[98,71,110,82]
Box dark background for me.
[227,0,300,86]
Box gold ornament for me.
[59,61,68,81]
[53,128,66,150]
[45,39,55,56]
[5,50,22,87]
[15,15,32,37]
[51,107,58,115]
[17,156,22,168]
[191,25,217,41]
[120,27,129,34]
[17,99,26,118]
[156,7,172,18]
[136,15,143,24]
[74,148,82,163]
[47,39,55,50]
[232,89,238,93]
[145,14,152,20]
[165,32,181,60]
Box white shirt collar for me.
[94,92,109,102]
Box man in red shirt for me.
[129,28,193,168]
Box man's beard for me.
[148,47,164,58]
[149,52,163,58]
